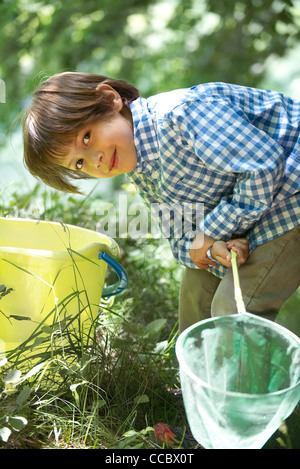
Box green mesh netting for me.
[176,313,300,449]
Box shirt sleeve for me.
[173,97,286,240]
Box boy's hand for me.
[189,233,249,269]
[211,238,249,268]
[189,233,216,269]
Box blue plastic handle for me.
[99,252,128,297]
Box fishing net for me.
[176,252,300,449]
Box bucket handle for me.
[99,252,128,297]
[72,241,128,297]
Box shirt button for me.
[151,171,159,179]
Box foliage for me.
[0,0,299,138]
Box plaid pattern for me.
[128,83,300,278]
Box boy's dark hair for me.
[22,72,140,193]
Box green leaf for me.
[0,417,7,426]
[0,285,13,299]
[142,319,167,338]
[123,430,138,437]
[70,381,88,407]
[7,416,28,432]
[140,426,154,435]
[93,399,106,411]
[24,361,47,379]
[16,387,31,406]
[41,325,55,334]
[0,426,11,442]
[3,369,22,384]
[70,382,86,392]
[153,339,168,355]
[9,314,32,322]
[133,394,149,405]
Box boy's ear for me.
[96,83,123,111]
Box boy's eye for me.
[76,159,83,170]
[83,131,90,146]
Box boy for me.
[22,72,300,332]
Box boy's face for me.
[60,110,137,178]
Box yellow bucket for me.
[0,217,128,355]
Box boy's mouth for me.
[109,149,118,171]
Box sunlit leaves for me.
[0,0,299,135]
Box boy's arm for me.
[175,97,286,243]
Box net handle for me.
[231,250,247,314]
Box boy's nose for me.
[90,152,103,168]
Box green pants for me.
[179,225,300,333]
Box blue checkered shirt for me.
[127,83,300,278]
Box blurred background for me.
[0,0,299,195]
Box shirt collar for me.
[129,97,159,173]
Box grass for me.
[0,183,299,449]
